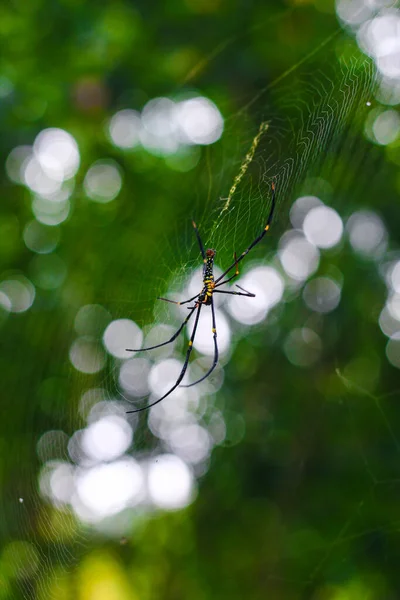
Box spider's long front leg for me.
[181,297,219,388]
[214,181,276,285]
[192,220,205,259]
[215,253,239,288]
[126,303,202,413]
[126,304,198,352]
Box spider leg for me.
[236,284,255,296]
[126,304,202,413]
[181,296,219,388]
[214,181,276,285]
[157,293,200,306]
[192,220,206,260]
[215,252,239,288]
[126,304,197,352]
[214,284,255,298]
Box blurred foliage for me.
[1,0,400,599]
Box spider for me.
[126,181,276,414]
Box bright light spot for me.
[5,146,32,184]
[375,22,400,81]
[36,430,69,463]
[107,96,223,155]
[208,411,226,444]
[167,423,212,464]
[147,388,201,432]
[357,11,400,79]
[390,261,400,292]
[39,460,74,504]
[149,358,183,397]
[0,277,35,313]
[140,128,180,155]
[0,291,11,314]
[183,355,224,394]
[376,76,400,105]
[33,128,80,181]
[190,308,231,355]
[82,416,132,462]
[83,414,132,462]
[34,179,74,204]
[346,210,387,257]
[84,160,122,203]
[336,0,375,26]
[176,97,224,145]
[50,462,75,503]
[108,109,142,148]
[23,156,62,195]
[86,400,130,428]
[119,357,151,397]
[284,327,322,367]
[303,205,343,249]
[227,266,284,325]
[67,429,85,464]
[69,337,106,374]
[228,283,270,325]
[103,318,143,359]
[142,97,177,137]
[32,197,70,226]
[366,101,372,106]
[386,294,400,321]
[147,454,194,509]
[140,97,180,155]
[23,221,60,254]
[303,277,341,313]
[386,333,400,368]
[79,388,108,420]
[290,195,323,229]
[372,110,400,144]
[140,324,178,358]
[379,305,400,338]
[75,458,144,520]
[279,233,320,280]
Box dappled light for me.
[108,95,224,159]
[69,337,106,374]
[147,454,195,509]
[0,276,35,313]
[3,2,400,598]
[103,318,143,359]
[84,160,123,203]
[303,205,343,249]
[346,210,387,257]
[303,276,342,313]
[279,232,320,280]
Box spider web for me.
[5,16,400,600]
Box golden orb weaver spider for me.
[126,181,276,414]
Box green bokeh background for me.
[1,0,400,598]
